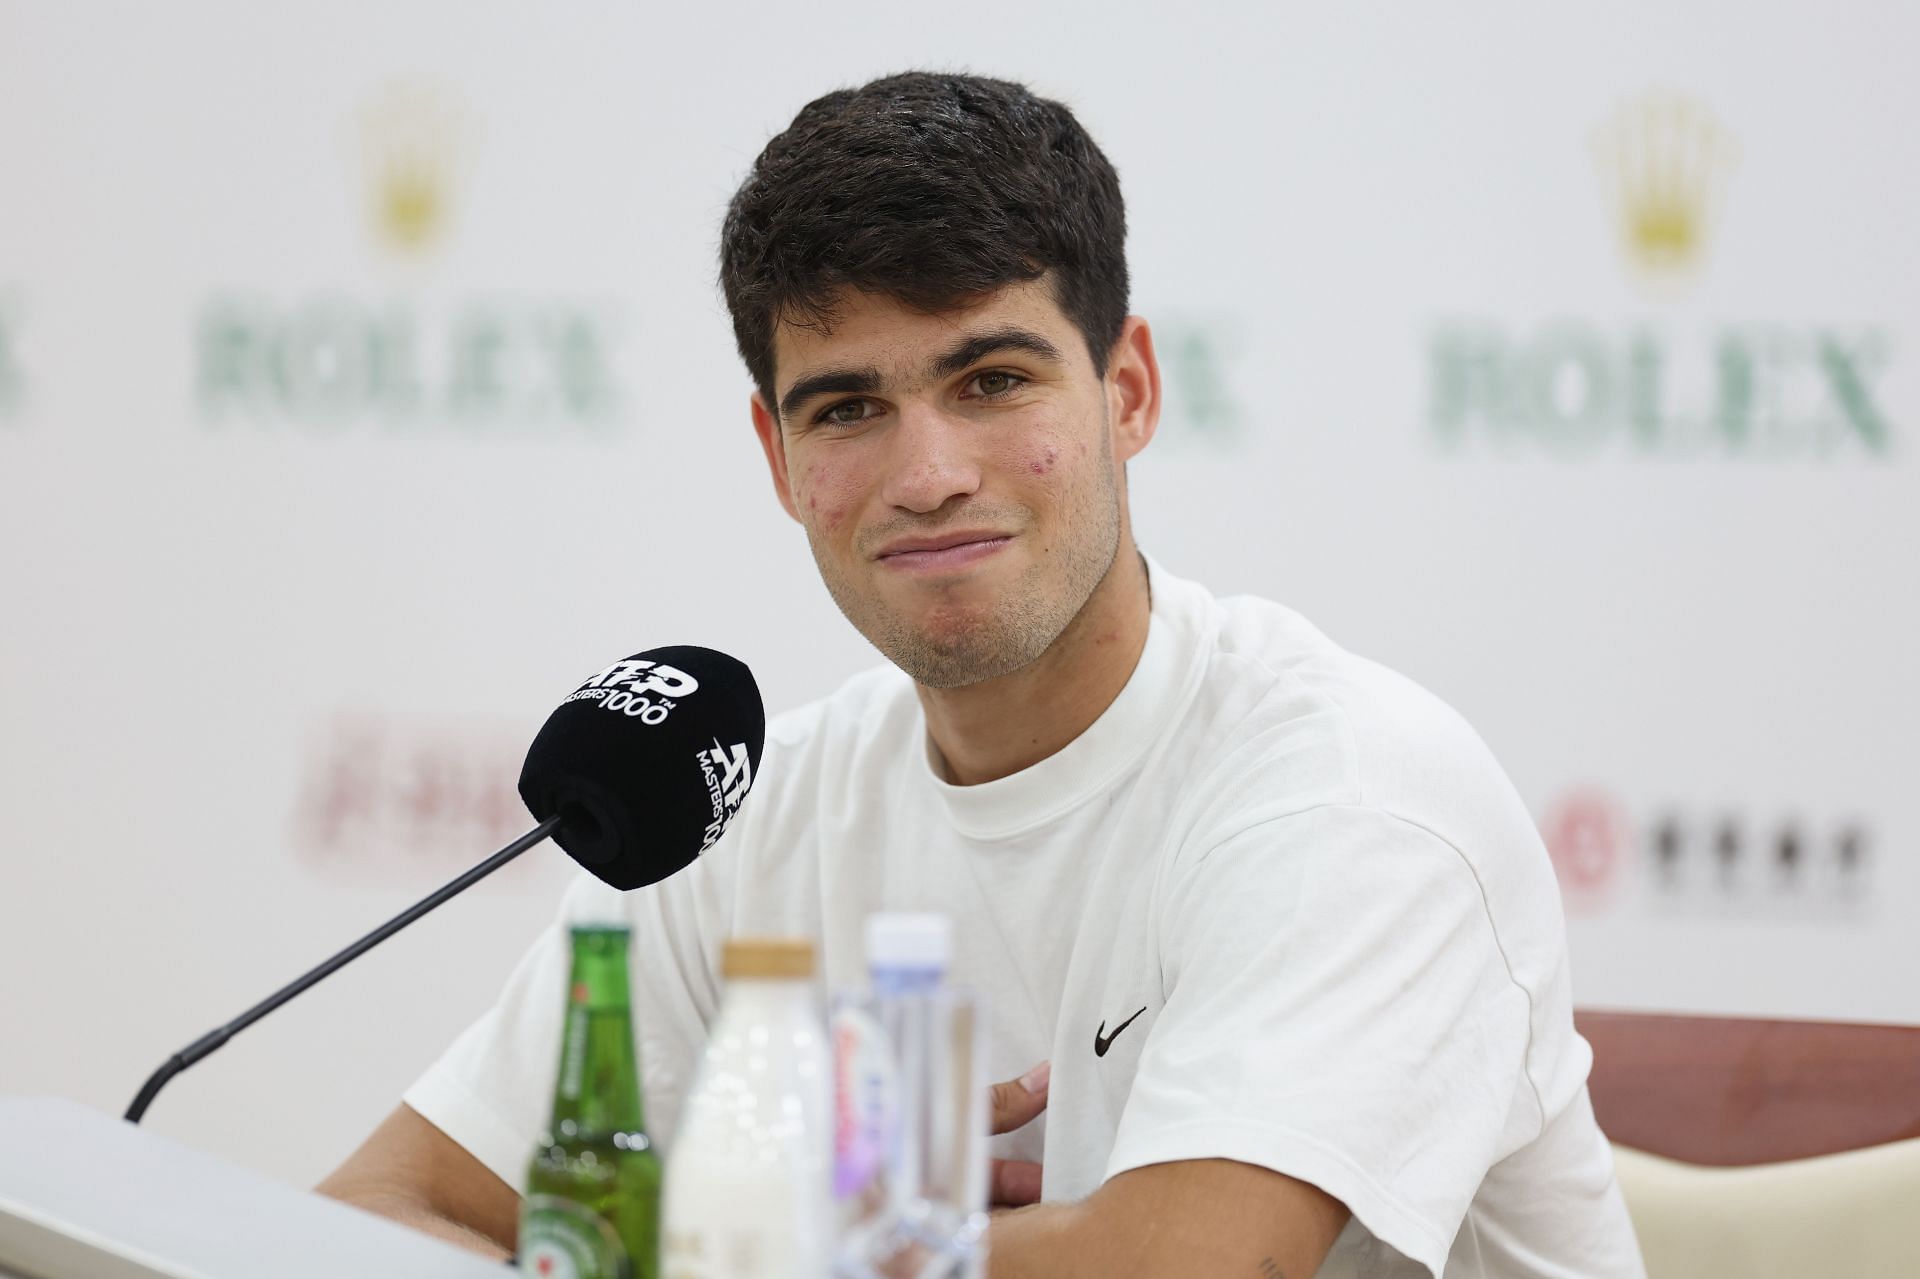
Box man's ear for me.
[750,392,802,523]
[1106,316,1162,464]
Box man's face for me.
[753,281,1137,689]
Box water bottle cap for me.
[865,912,952,972]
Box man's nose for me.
[880,403,982,514]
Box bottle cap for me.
[723,938,815,980]
[864,913,952,972]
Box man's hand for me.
[987,1061,1051,1208]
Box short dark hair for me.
[719,71,1129,410]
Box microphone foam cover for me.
[519,645,765,890]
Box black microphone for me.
[519,644,766,890]
[124,644,765,1124]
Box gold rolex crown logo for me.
[1591,91,1738,284]
[382,166,440,251]
[357,83,464,257]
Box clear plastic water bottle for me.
[833,914,988,1279]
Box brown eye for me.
[828,400,868,424]
[975,372,1020,397]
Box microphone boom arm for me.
[124,815,564,1124]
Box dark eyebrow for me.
[930,327,1064,378]
[776,327,1064,424]
[779,367,882,423]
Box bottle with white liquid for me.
[663,938,833,1279]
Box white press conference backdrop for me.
[2,3,1914,1188]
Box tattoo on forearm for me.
[1257,1259,1285,1279]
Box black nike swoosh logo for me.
[1094,1006,1148,1057]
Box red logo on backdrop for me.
[293,713,544,884]
[1541,789,1629,909]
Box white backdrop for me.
[2,2,1914,1189]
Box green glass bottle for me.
[520,925,661,1279]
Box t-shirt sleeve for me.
[1105,804,1539,1278]
[402,860,727,1192]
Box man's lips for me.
[874,531,1013,572]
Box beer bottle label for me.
[521,1195,630,1279]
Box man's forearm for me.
[987,1201,1097,1278]
[320,1186,513,1262]
[984,1159,1345,1279]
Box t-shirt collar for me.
[918,554,1209,841]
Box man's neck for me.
[918,540,1151,787]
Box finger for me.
[989,1157,1044,1208]
[988,1061,1050,1136]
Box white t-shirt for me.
[406,559,1644,1278]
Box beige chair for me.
[1576,1011,1920,1279]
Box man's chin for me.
[891,644,1030,690]
[876,610,1048,689]
[874,577,998,629]
[821,559,1051,687]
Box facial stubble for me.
[807,424,1123,690]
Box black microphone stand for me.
[124,815,563,1124]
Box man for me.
[320,72,1644,1277]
